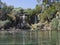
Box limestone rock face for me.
[56,11,60,18]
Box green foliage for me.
[58,20,60,30]
[0,20,10,27]
[35,5,41,14]
[12,7,24,15]
[50,18,59,30]
[24,5,41,16]
[40,4,57,22]
[0,2,14,21]
[37,0,49,4]
[1,0,60,24]
[31,9,37,15]
[53,2,60,11]
[24,8,32,15]
[1,2,14,14]
[37,0,40,3]
[43,0,49,4]
[45,5,56,18]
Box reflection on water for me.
[0,30,59,45]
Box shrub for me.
[50,18,59,30]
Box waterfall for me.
[22,14,25,24]
[35,15,38,24]
[21,14,26,27]
[35,16,37,24]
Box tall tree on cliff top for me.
[0,2,14,20]
[37,0,48,4]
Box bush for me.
[50,18,59,30]
[0,20,10,27]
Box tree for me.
[24,8,32,15]
[37,0,41,4]
[12,7,24,15]
[43,0,49,4]
[37,0,49,4]
[24,8,37,16]
[0,2,14,20]
[35,5,41,14]
[53,2,60,11]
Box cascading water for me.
[35,15,38,24]
[35,15,37,24]
[21,14,26,27]
[22,14,25,24]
